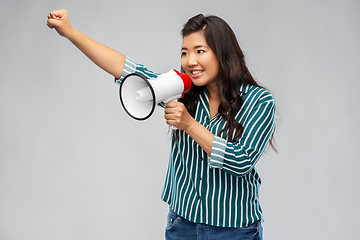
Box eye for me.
[181,51,187,57]
[197,49,205,54]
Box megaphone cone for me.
[119,69,192,120]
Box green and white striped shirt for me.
[116,57,276,228]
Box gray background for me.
[1,0,359,239]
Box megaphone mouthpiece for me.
[173,69,192,97]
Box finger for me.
[46,18,55,28]
[165,100,181,108]
[165,107,183,117]
[164,107,177,114]
[49,10,64,20]
[46,22,54,28]
[164,112,179,123]
[165,116,178,125]
[166,120,176,127]
[49,12,57,19]
[47,18,58,28]
[164,112,174,120]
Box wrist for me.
[184,117,197,134]
[65,26,77,40]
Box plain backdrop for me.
[1,0,359,239]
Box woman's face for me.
[181,31,219,88]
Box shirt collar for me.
[239,85,249,94]
[198,85,249,118]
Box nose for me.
[187,53,198,67]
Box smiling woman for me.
[162,15,275,240]
[47,10,275,240]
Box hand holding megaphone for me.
[119,69,192,121]
[164,100,195,131]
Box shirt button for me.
[197,196,201,199]
[198,177,202,181]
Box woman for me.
[47,10,275,240]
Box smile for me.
[191,70,204,77]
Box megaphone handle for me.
[162,94,182,104]
[164,97,180,131]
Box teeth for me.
[192,70,203,75]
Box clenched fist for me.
[164,101,195,131]
[47,9,74,38]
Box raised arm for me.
[47,9,125,79]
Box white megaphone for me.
[119,69,192,120]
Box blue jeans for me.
[165,208,263,240]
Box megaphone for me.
[119,69,192,120]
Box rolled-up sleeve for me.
[114,57,160,85]
[209,91,276,177]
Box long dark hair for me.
[179,14,273,145]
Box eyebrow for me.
[181,45,208,51]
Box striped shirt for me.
[115,57,276,228]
